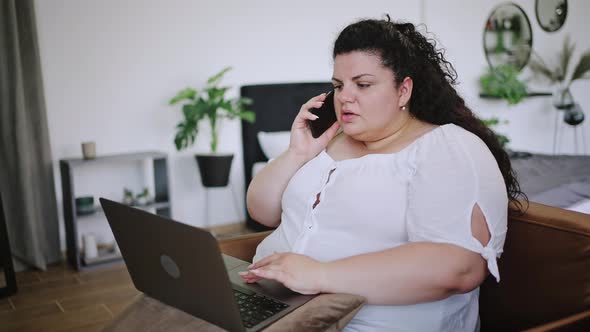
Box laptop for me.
[99,198,316,331]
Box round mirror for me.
[536,0,567,32]
[483,3,533,71]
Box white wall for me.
[35,0,590,250]
[423,0,590,154]
[34,0,421,248]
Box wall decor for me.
[483,3,533,71]
[536,0,568,32]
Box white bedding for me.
[567,198,590,215]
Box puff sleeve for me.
[406,125,508,281]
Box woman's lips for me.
[341,111,358,122]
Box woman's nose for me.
[336,86,354,104]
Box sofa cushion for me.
[103,293,365,332]
[265,293,365,331]
[479,201,590,331]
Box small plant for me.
[169,67,256,152]
[528,36,590,88]
[481,117,510,148]
[528,36,590,110]
[122,188,135,206]
[480,65,528,104]
[122,187,152,206]
[135,188,151,206]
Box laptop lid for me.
[100,197,245,332]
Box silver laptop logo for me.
[160,254,180,279]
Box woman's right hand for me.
[288,93,340,161]
[246,94,339,226]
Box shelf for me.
[61,151,168,167]
[60,151,171,271]
[76,201,171,220]
[82,248,123,266]
[131,201,171,211]
[479,92,552,99]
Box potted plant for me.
[169,67,255,187]
[481,117,510,148]
[479,64,528,104]
[528,36,590,112]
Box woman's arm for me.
[322,204,490,304]
[246,150,310,227]
[246,93,340,227]
[240,242,487,305]
[321,242,487,304]
[242,205,490,304]
[243,242,487,304]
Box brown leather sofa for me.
[219,201,590,331]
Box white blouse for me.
[253,124,508,332]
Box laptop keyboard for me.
[233,290,289,328]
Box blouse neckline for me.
[321,124,452,164]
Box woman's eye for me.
[332,85,342,91]
[357,83,370,89]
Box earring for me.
[401,105,407,111]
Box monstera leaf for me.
[169,67,256,152]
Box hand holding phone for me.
[308,91,337,138]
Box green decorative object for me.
[480,65,528,104]
[122,188,135,206]
[481,117,510,148]
[528,36,590,87]
[169,67,256,153]
[75,196,95,216]
[135,188,152,206]
[528,36,590,109]
[529,36,588,132]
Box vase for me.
[81,141,96,160]
[552,85,574,110]
[563,104,585,126]
[195,153,234,187]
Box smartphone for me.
[308,90,337,138]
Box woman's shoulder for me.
[424,124,488,151]
[418,123,496,166]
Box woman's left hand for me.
[238,253,327,295]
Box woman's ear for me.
[398,77,413,107]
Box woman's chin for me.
[342,126,366,140]
[341,125,357,136]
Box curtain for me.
[0,0,61,270]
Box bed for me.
[510,153,590,212]
[240,83,590,229]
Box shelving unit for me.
[479,91,552,99]
[60,151,170,270]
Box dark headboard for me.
[240,82,332,230]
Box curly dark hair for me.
[333,16,526,210]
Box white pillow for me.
[257,131,291,159]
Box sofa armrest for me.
[480,200,590,331]
[524,309,590,332]
[105,292,366,332]
[217,230,272,262]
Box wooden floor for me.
[0,222,255,332]
[0,261,137,332]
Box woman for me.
[241,16,524,331]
